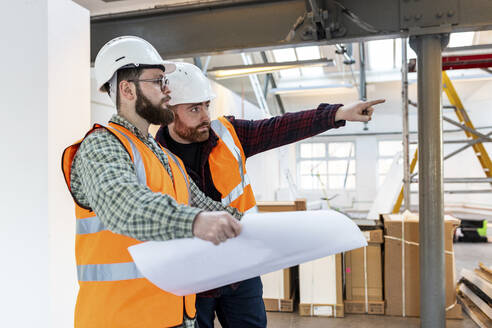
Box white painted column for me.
[0,1,90,327]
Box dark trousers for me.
[195,277,267,328]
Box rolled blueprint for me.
[128,210,367,296]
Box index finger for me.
[366,99,385,107]
[229,218,242,236]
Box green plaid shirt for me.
[70,114,242,328]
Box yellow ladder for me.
[393,71,492,213]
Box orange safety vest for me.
[209,116,257,213]
[62,122,196,328]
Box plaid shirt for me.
[156,103,344,202]
[70,114,242,328]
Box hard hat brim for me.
[162,61,176,74]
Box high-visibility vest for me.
[62,122,196,328]
[209,116,257,213]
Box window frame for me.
[297,140,357,191]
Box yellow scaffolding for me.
[393,71,492,213]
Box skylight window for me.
[272,48,297,62]
[296,46,321,60]
[280,68,301,79]
[272,46,325,79]
[272,48,299,79]
[300,66,324,78]
[448,32,475,47]
[368,39,395,70]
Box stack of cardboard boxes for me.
[344,229,385,314]
[257,206,463,319]
[342,211,462,319]
[383,212,462,318]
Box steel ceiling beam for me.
[90,0,492,61]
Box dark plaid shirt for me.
[156,103,345,203]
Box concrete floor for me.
[214,242,492,327]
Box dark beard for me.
[174,114,210,143]
[135,84,174,125]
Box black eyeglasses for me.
[128,76,169,91]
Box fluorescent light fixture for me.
[207,58,334,79]
[269,83,354,95]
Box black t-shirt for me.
[158,126,223,202]
[162,127,203,179]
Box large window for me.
[298,141,356,190]
[377,140,403,186]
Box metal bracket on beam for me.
[400,0,458,30]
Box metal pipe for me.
[409,99,455,110]
[411,139,492,145]
[411,190,492,194]
[402,37,411,211]
[412,177,492,184]
[263,74,271,98]
[443,116,492,142]
[359,42,368,131]
[359,42,367,101]
[444,134,492,160]
[202,56,212,73]
[260,51,285,114]
[193,57,203,69]
[241,53,270,116]
[445,189,492,194]
[410,34,447,328]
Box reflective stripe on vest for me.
[77,216,107,234]
[245,206,258,214]
[211,119,255,208]
[166,150,191,201]
[106,125,147,185]
[77,262,143,281]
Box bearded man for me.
[156,62,384,328]
[62,36,243,328]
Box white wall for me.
[48,1,90,327]
[91,69,116,124]
[0,1,89,327]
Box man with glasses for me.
[62,36,242,328]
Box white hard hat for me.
[94,35,176,93]
[167,62,216,106]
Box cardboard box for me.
[299,303,344,317]
[263,298,294,312]
[262,268,294,312]
[299,254,344,317]
[345,244,383,301]
[383,212,462,318]
[362,229,384,243]
[344,300,385,314]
